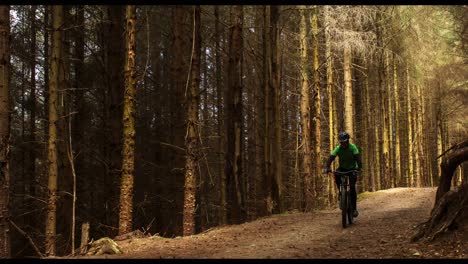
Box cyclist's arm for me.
[354,153,362,170]
[326,155,336,171]
[350,144,362,171]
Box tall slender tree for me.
[183,6,201,236]
[119,5,137,236]
[45,5,63,257]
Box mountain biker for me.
[325,132,362,217]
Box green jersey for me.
[331,143,360,170]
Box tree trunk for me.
[311,6,322,207]
[105,6,124,236]
[183,6,200,236]
[27,5,37,214]
[324,6,337,203]
[299,6,314,211]
[225,6,245,224]
[0,5,11,259]
[170,6,188,236]
[393,54,401,187]
[407,65,414,187]
[45,5,63,256]
[72,5,88,235]
[343,46,353,135]
[118,5,136,236]
[263,6,272,215]
[386,53,394,188]
[435,140,468,204]
[214,6,226,226]
[270,5,283,214]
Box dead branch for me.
[9,220,44,258]
[435,138,468,160]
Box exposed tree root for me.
[412,183,468,242]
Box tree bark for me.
[225,6,245,224]
[27,5,37,212]
[45,5,63,256]
[105,6,124,236]
[214,6,227,226]
[119,5,136,236]
[343,46,353,135]
[0,5,11,259]
[299,6,314,211]
[311,6,322,206]
[183,6,201,236]
[435,140,468,204]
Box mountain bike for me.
[333,170,358,228]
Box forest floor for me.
[77,187,467,259]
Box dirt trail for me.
[85,187,467,259]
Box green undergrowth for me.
[357,191,377,201]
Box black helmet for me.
[338,132,350,142]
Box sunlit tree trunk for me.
[225,5,244,224]
[324,6,336,203]
[406,65,414,187]
[416,83,425,186]
[299,6,314,211]
[393,54,401,187]
[343,46,353,135]
[363,58,371,191]
[119,5,136,236]
[372,65,380,191]
[0,5,11,259]
[45,5,63,256]
[386,53,394,188]
[311,6,322,206]
[183,6,200,236]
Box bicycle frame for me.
[333,170,357,228]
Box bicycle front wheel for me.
[342,190,347,228]
[347,191,353,225]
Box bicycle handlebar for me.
[332,170,359,175]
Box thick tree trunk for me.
[271,5,283,214]
[105,6,124,236]
[225,6,245,224]
[435,140,468,204]
[183,6,201,236]
[214,6,227,226]
[170,6,188,236]
[119,5,136,236]
[0,5,11,259]
[299,6,314,211]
